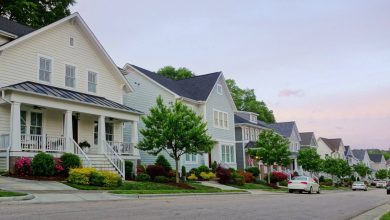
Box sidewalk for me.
[200,181,241,190]
[351,203,390,220]
[0,176,76,191]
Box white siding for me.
[0,105,10,135]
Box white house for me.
[317,138,346,160]
[0,13,142,178]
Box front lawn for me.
[66,181,245,194]
[0,189,27,197]
[380,212,390,220]
[229,183,288,192]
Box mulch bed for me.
[166,182,196,189]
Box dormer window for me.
[217,84,223,95]
[250,114,257,123]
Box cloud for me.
[278,89,305,97]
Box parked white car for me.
[288,176,320,194]
[352,181,367,191]
[376,181,387,188]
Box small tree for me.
[353,162,371,179]
[297,148,322,177]
[322,157,340,186]
[138,96,214,183]
[338,159,352,182]
[155,155,172,172]
[375,169,388,180]
[249,130,291,184]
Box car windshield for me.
[293,177,308,181]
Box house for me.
[0,13,143,178]
[266,121,302,173]
[234,111,269,170]
[368,154,387,171]
[121,64,237,170]
[344,146,359,166]
[299,132,318,149]
[352,149,372,168]
[317,138,346,159]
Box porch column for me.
[98,115,106,154]
[130,121,140,156]
[64,110,73,153]
[294,158,298,172]
[10,102,21,152]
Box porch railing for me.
[103,140,125,179]
[21,134,66,153]
[107,141,134,155]
[71,138,92,167]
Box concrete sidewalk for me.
[200,181,241,190]
[351,203,390,220]
[0,176,76,191]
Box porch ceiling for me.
[1,81,143,115]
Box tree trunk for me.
[175,159,180,184]
[331,174,335,186]
[267,165,271,184]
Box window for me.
[221,144,235,163]
[94,122,98,145]
[250,114,257,122]
[255,129,260,140]
[30,112,42,135]
[244,128,249,140]
[20,111,27,134]
[39,57,51,82]
[250,128,255,141]
[88,71,97,93]
[94,122,114,145]
[65,65,76,88]
[69,37,74,46]
[213,110,228,129]
[185,154,197,163]
[217,84,223,95]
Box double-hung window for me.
[65,65,76,88]
[30,112,42,135]
[185,154,197,163]
[88,71,97,93]
[221,144,235,163]
[217,84,223,95]
[39,57,51,82]
[105,123,114,143]
[250,128,255,141]
[20,111,27,134]
[244,128,249,140]
[213,110,228,129]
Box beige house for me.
[317,138,346,159]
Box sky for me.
[71,0,390,149]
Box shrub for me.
[181,166,186,179]
[54,158,64,174]
[68,168,96,185]
[15,157,31,176]
[137,165,145,174]
[31,152,55,176]
[238,171,255,183]
[211,161,218,173]
[101,171,122,187]
[146,165,166,180]
[154,176,169,183]
[125,160,133,180]
[155,155,172,172]
[167,170,175,178]
[232,172,245,186]
[90,171,105,186]
[60,153,81,174]
[187,173,198,181]
[279,180,288,186]
[200,172,214,180]
[189,168,199,176]
[197,165,210,174]
[245,167,260,177]
[216,165,232,184]
[319,175,325,182]
[135,173,151,182]
[270,172,288,183]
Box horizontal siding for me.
[0,105,10,135]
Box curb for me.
[110,191,250,198]
[351,203,390,220]
[0,194,35,202]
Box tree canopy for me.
[157,66,194,80]
[375,169,388,180]
[297,148,322,176]
[226,79,275,123]
[249,129,290,183]
[0,0,76,28]
[322,157,351,185]
[353,162,371,179]
[137,96,214,183]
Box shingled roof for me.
[0,17,35,39]
[267,122,297,138]
[352,149,366,161]
[369,154,384,163]
[320,138,342,152]
[234,114,269,129]
[130,64,221,101]
[300,132,315,146]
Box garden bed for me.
[0,189,27,197]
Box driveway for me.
[0,176,76,192]
[0,188,388,220]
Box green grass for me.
[320,185,350,191]
[229,183,288,192]
[380,212,390,220]
[0,189,27,197]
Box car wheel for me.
[308,187,313,194]
[353,189,356,191]
[364,189,367,191]
[289,189,293,193]
[317,187,320,194]
[299,190,303,194]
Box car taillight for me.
[288,181,292,184]
[300,182,308,184]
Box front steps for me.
[87,154,120,175]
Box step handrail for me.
[71,138,92,167]
[103,140,125,179]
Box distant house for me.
[234,111,268,170]
[317,138,346,159]
[386,160,390,169]
[299,132,318,149]
[352,149,371,168]
[368,154,387,171]
[344,146,359,166]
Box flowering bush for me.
[216,165,232,184]
[146,165,166,180]
[238,171,255,183]
[15,157,32,176]
[270,171,288,183]
[137,165,145,174]
[68,167,97,185]
[187,173,198,181]
[54,158,64,174]
[199,172,216,180]
[245,167,260,177]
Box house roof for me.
[129,64,221,101]
[2,81,143,114]
[267,122,296,138]
[234,114,268,129]
[300,132,315,146]
[320,138,342,152]
[369,154,383,163]
[352,149,366,161]
[0,16,35,39]
[344,145,351,156]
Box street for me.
[0,189,388,220]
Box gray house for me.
[299,132,318,149]
[121,64,237,170]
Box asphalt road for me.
[0,189,388,220]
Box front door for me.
[72,115,78,142]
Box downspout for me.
[1,90,12,172]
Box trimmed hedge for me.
[68,168,122,187]
[60,153,81,173]
[31,152,55,176]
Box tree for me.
[353,162,371,179]
[226,79,275,123]
[248,130,291,184]
[297,148,322,177]
[375,169,388,180]
[322,157,351,185]
[0,0,76,28]
[338,159,352,181]
[137,96,214,183]
[157,66,194,80]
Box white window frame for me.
[244,127,249,140]
[255,129,260,141]
[87,70,98,93]
[69,36,74,47]
[65,64,76,88]
[38,55,52,83]
[250,128,255,141]
[221,144,235,163]
[216,84,223,95]
[185,154,198,164]
[213,109,229,129]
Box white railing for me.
[107,141,134,155]
[21,134,43,151]
[46,136,65,152]
[103,140,125,179]
[71,138,92,167]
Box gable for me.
[206,74,237,111]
